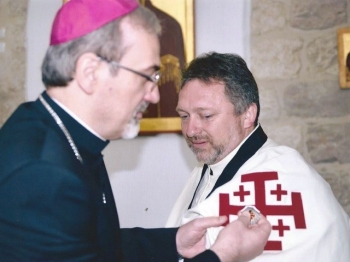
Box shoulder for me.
[241,139,336,194]
[257,138,306,164]
[0,102,80,178]
[246,138,321,180]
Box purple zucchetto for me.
[50,0,139,45]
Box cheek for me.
[180,121,187,133]
[121,85,146,110]
[207,122,231,142]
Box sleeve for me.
[0,162,100,261]
[121,227,178,261]
[185,250,220,262]
[121,228,220,262]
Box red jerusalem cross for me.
[271,184,287,201]
[219,171,306,251]
[273,219,290,237]
[233,185,250,201]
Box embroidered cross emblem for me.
[271,184,287,201]
[233,185,250,201]
[219,171,306,251]
[273,219,290,237]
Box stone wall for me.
[0,0,349,215]
[0,0,27,124]
[251,0,350,215]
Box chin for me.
[121,121,140,140]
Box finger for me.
[235,211,251,226]
[256,215,272,232]
[255,214,268,225]
[191,216,228,230]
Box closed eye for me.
[179,115,188,120]
[201,114,213,120]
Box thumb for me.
[236,211,252,226]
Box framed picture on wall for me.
[337,27,350,89]
[139,0,194,134]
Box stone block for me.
[251,0,287,35]
[290,0,347,30]
[251,38,303,79]
[306,33,338,76]
[259,85,281,120]
[284,81,350,117]
[307,123,350,164]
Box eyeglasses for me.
[98,56,161,88]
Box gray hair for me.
[41,5,161,88]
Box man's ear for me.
[243,103,258,128]
[75,53,100,94]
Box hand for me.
[176,216,228,258]
[210,212,271,262]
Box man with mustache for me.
[0,1,271,261]
[166,52,350,261]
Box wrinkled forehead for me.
[118,20,161,66]
[178,79,230,107]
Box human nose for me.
[184,116,201,138]
[144,84,160,104]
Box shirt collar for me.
[51,96,106,141]
[39,91,109,155]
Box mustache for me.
[187,135,210,143]
[134,101,149,117]
[138,101,149,113]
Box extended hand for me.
[176,216,228,258]
[210,212,271,262]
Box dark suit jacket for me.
[0,92,218,262]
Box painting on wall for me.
[139,0,194,134]
[337,27,350,89]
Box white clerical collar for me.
[51,97,106,141]
[208,124,260,177]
